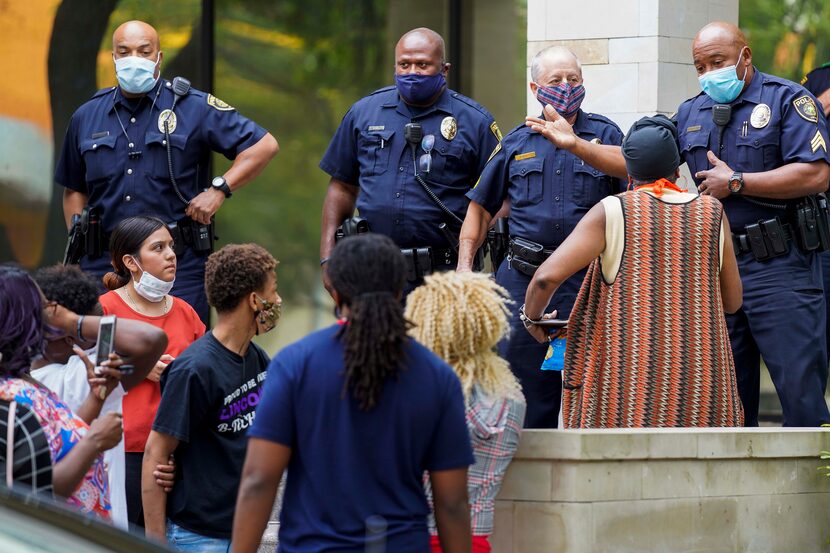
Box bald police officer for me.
[57,21,278,324]
[802,62,830,367]
[526,22,830,427]
[457,46,623,429]
[319,27,501,293]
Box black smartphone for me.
[534,318,569,329]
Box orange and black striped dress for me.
[562,190,743,428]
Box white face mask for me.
[132,258,174,302]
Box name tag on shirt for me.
[368,125,385,131]
[514,151,536,161]
[686,125,702,133]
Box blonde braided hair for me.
[405,271,522,400]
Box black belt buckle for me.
[760,217,789,256]
[745,223,770,261]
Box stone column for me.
[526,0,739,132]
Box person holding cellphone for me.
[523,116,744,428]
[32,263,172,528]
[99,215,205,528]
[0,265,123,519]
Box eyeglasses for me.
[418,134,435,174]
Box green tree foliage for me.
[741,0,830,81]
[213,0,389,302]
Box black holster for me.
[335,217,370,243]
[487,217,509,271]
[792,194,830,253]
[508,236,555,277]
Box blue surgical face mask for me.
[698,47,748,104]
[395,72,447,105]
[114,54,160,94]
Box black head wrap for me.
[621,115,681,182]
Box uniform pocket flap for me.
[573,158,604,177]
[80,135,117,154]
[680,130,710,154]
[736,130,780,149]
[508,157,544,178]
[145,131,188,150]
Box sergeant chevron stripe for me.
[811,130,827,153]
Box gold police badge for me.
[158,109,177,133]
[750,104,771,129]
[793,96,819,123]
[207,94,234,111]
[441,116,457,140]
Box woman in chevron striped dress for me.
[522,115,744,428]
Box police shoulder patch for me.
[793,95,819,123]
[207,94,235,111]
[490,121,503,141]
[484,142,502,165]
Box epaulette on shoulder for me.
[450,91,493,118]
[368,85,396,96]
[585,112,623,131]
[91,86,117,99]
[505,122,529,137]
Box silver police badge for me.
[158,109,177,133]
[750,104,771,129]
[441,116,457,141]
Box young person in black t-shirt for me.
[141,244,280,551]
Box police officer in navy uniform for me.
[802,62,830,367]
[319,27,501,293]
[526,22,830,427]
[56,20,279,324]
[457,46,623,429]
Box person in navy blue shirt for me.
[56,20,279,324]
[232,234,474,553]
[802,62,830,369]
[319,27,501,294]
[457,46,623,429]
[526,21,830,427]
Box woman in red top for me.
[99,216,205,527]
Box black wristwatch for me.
[211,176,232,198]
[728,171,744,194]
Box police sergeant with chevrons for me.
[457,46,623,429]
[319,27,501,293]
[57,20,278,324]
[526,22,830,427]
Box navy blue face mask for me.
[395,72,447,105]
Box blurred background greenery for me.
[740,0,830,83]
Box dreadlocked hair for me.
[327,234,410,411]
[405,271,522,401]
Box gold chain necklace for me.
[124,287,169,316]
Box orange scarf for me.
[633,178,686,197]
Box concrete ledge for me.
[493,429,830,553]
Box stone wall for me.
[526,0,739,132]
[491,428,830,553]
